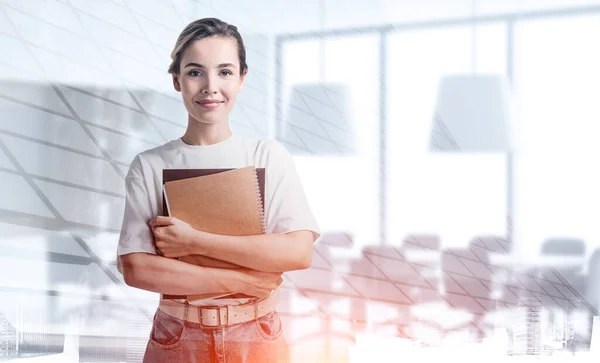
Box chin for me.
[190,113,223,125]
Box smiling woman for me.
[115,17,320,363]
[172,36,245,135]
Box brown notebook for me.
[161,166,265,302]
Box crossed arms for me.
[118,216,314,298]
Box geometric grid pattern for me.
[429,111,460,152]
[278,234,597,361]
[278,83,357,155]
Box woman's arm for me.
[189,230,314,272]
[150,216,314,273]
[118,252,283,297]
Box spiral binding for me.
[253,167,266,234]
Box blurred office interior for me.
[2,0,600,362]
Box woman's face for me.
[173,36,245,125]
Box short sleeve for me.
[116,155,156,257]
[264,141,321,241]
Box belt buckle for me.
[200,306,226,328]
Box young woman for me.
[116,18,320,362]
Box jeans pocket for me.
[149,309,186,349]
[255,311,283,340]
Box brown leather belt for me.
[158,289,279,328]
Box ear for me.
[172,74,181,92]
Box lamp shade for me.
[430,74,512,152]
[279,83,356,155]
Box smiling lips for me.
[196,99,224,109]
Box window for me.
[513,14,600,257]
[281,34,381,249]
[386,23,508,248]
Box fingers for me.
[152,226,167,254]
[152,226,174,239]
[154,238,165,255]
[152,228,166,249]
[149,216,174,228]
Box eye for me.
[220,69,233,76]
[188,70,201,77]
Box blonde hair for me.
[168,18,248,76]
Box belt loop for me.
[183,301,190,321]
[253,300,259,320]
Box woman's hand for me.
[232,268,284,298]
[150,216,197,258]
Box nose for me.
[201,74,218,94]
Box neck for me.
[181,115,232,146]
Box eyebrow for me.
[184,62,237,69]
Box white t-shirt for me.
[117,134,320,306]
